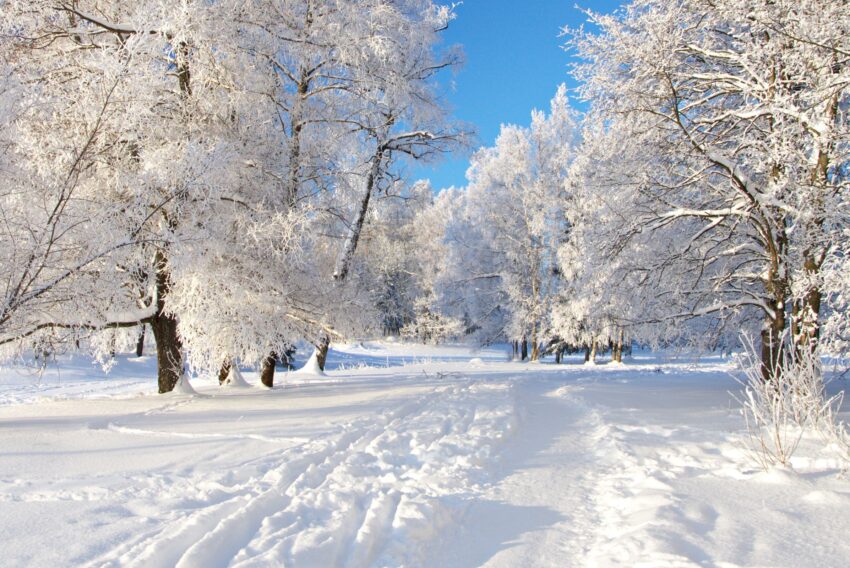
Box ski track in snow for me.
[80,380,517,568]
[1,344,850,567]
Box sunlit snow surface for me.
[1,343,849,567]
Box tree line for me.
[1,1,847,391]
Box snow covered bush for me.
[735,335,849,470]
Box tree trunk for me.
[555,349,561,364]
[150,311,183,393]
[530,325,540,361]
[260,353,276,388]
[148,249,183,393]
[512,341,518,360]
[761,312,786,382]
[760,223,789,381]
[617,334,623,363]
[147,44,191,395]
[760,284,787,382]
[613,329,624,363]
[316,335,330,371]
[282,346,296,370]
[323,142,383,368]
[584,346,591,363]
[590,339,598,364]
[333,146,384,281]
[135,325,145,357]
[218,359,231,385]
[794,284,821,354]
[791,90,839,359]
[521,337,528,361]
[176,41,192,97]
[285,72,309,210]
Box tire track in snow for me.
[229,381,515,568]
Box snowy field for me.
[1,342,849,567]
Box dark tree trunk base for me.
[316,336,330,371]
[218,359,232,385]
[260,353,276,388]
[135,325,146,357]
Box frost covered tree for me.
[356,181,435,337]
[1,1,310,391]
[187,0,395,385]
[329,2,464,282]
[565,0,850,374]
[307,1,465,369]
[0,1,265,392]
[0,42,143,351]
[436,86,577,359]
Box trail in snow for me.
[427,379,608,567]
[568,369,850,566]
[0,347,519,567]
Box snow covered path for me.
[2,344,850,567]
[429,377,605,566]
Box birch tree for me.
[313,0,465,368]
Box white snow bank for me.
[567,368,850,567]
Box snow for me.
[290,348,326,377]
[221,366,250,388]
[172,376,199,395]
[1,343,849,567]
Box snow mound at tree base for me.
[291,349,326,376]
[171,376,197,395]
[221,366,250,388]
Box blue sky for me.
[414,0,623,190]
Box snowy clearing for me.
[2,342,849,567]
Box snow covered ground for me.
[1,342,849,567]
